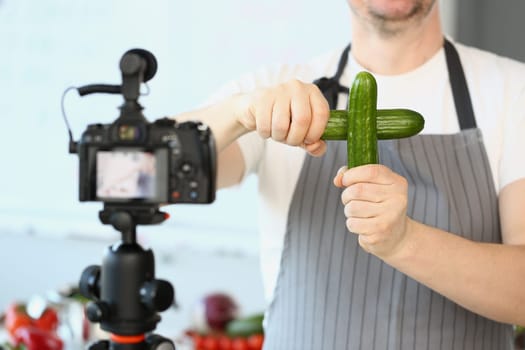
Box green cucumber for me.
[348,71,378,168]
[322,108,425,140]
[321,71,425,168]
[226,313,264,338]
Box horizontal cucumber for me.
[322,108,425,140]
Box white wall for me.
[0,0,350,237]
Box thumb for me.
[333,165,347,187]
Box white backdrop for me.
[0,0,350,240]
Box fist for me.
[238,79,330,156]
[333,164,412,258]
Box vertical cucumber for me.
[347,71,378,168]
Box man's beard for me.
[360,0,436,38]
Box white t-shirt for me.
[207,40,525,302]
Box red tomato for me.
[247,334,264,350]
[218,335,233,350]
[192,334,205,350]
[231,338,249,350]
[34,308,59,332]
[203,335,220,350]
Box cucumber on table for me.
[226,313,264,338]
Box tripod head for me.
[79,206,176,350]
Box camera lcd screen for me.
[96,150,157,200]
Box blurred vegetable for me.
[5,305,32,337]
[189,331,266,350]
[187,295,264,350]
[226,313,264,338]
[1,342,28,350]
[246,334,264,350]
[33,308,59,333]
[217,335,233,350]
[192,334,205,349]
[202,335,220,350]
[4,303,59,338]
[231,338,249,350]
[4,302,62,350]
[193,292,239,332]
[13,326,63,350]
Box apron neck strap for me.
[333,44,351,82]
[444,39,477,129]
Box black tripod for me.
[79,205,176,350]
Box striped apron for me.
[262,40,514,350]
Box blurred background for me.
[0,0,523,346]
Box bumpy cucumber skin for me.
[321,109,425,140]
[348,71,378,168]
[375,109,425,139]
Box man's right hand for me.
[234,79,330,157]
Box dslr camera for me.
[69,49,216,212]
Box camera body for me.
[78,117,216,205]
[72,49,216,208]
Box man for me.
[177,0,525,348]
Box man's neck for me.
[350,5,444,75]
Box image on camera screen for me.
[96,150,156,199]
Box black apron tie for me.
[313,44,350,109]
[444,39,477,129]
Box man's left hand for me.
[333,164,414,259]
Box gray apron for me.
[262,40,514,350]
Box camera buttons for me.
[189,191,199,200]
[181,162,193,175]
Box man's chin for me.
[370,2,422,22]
[365,0,435,36]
